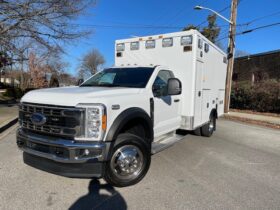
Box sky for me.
[63,0,280,75]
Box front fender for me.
[105,107,153,142]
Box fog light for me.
[77,148,103,159]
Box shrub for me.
[3,88,24,99]
[230,80,280,113]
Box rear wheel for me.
[201,114,216,137]
[104,133,151,187]
[193,127,201,136]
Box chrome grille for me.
[19,103,85,138]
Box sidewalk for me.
[224,110,280,130]
[0,104,18,133]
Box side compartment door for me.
[194,60,204,127]
[152,70,181,137]
[202,89,210,123]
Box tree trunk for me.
[20,59,24,90]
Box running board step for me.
[151,134,185,154]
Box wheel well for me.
[211,108,218,119]
[119,118,152,143]
[105,107,153,142]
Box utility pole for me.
[224,0,238,113]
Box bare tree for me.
[28,51,69,88]
[0,0,96,61]
[29,52,47,88]
[79,49,105,78]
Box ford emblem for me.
[30,113,47,125]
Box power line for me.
[240,22,280,34]
[144,5,175,35]
[237,10,280,26]
[71,23,185,29]
[74,22,234,30]
[71,2,280,34]
[150,1,199,34]
[166,6,192,26]
[164,0,209,28]
[218,10,280,30]
[217,22,280,42]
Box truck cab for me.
[17,30,226,187]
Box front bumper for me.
[17,129,111,178]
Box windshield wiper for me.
[80,83,139,88]
[80,84,121,87]
[80,84,95,87]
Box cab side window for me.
[152,70,174,97]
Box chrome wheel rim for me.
[110,145,144,180]
[209,117,214,132]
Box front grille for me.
[19,103,85,138]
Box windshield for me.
[80,67,154,88]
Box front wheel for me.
[201,114,216,137]
[104,133,151,187]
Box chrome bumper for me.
[17,129,111,163]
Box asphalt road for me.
[0,119,280,210]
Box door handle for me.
[198,91,201,97]
[174,99,180,103]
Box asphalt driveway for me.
[0,119,280,210]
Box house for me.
[0,78,20,87]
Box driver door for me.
[152,70,181,137]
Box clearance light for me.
[181,35,193,46]
[130,42,140,50]
[162,37,173,47]
[116,43,125,51]
[146,40,155,49]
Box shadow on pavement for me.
[69,179,127,210]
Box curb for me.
[223,115,280,130]
[0,117,18,133]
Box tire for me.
[193,127,201,136]
[104,133,151,187]
[201,114,216,137]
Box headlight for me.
[75,104,107,141]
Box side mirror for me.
[167,78,182,95]
[77,79,84,86]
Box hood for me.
[21,86,141,106]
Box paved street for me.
[0,119,280,210]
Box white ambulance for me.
[17,30,227,187]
